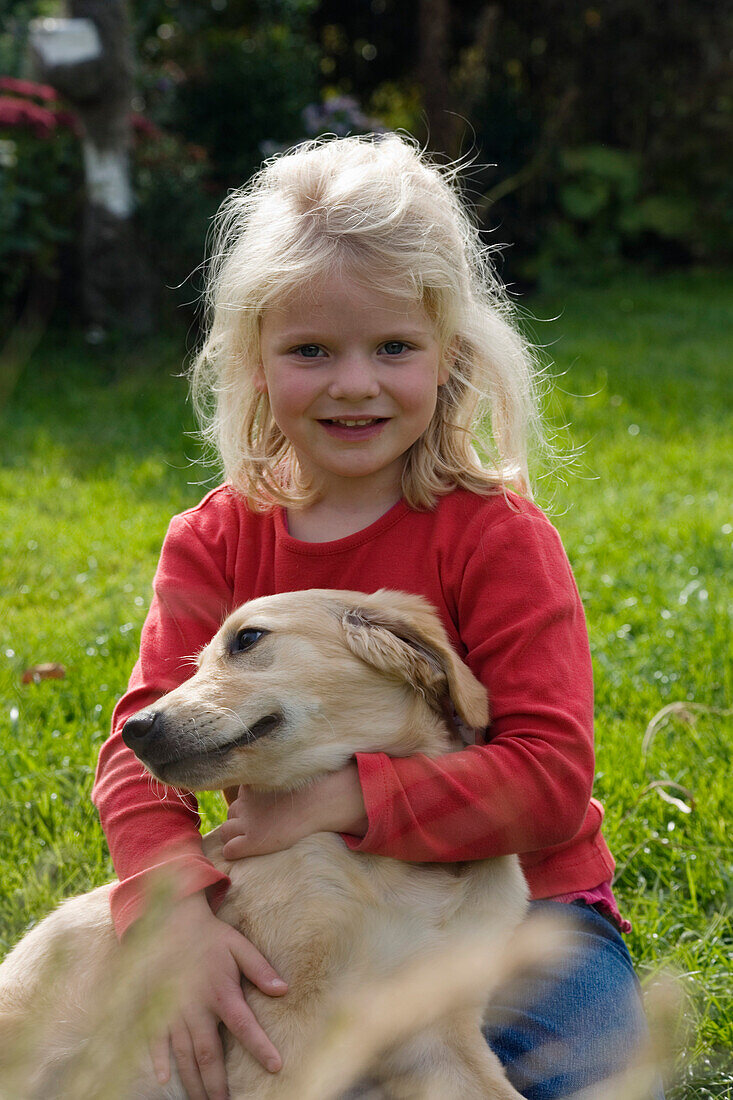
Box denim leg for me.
[483,901,665,1100]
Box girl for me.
[93,134,658,1100]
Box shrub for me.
[526,145,704,284]
[0,76,83,320]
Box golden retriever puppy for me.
[0,589,528,1099]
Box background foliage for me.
[0,0,731,325]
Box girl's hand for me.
[149,891,287,1100]
[220,762,368,860]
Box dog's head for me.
[122,589,488,791]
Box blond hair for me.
[189,133,547,510]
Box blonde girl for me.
[94,134,660,1100]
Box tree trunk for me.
[30,1,152,337]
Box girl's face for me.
[257,273,449,506]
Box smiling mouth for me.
[320,417,388,428]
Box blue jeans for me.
[483,900,665,1099]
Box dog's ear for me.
[340,600,488,732]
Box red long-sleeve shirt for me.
[93,485,615,936]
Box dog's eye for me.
[230,628,267,654]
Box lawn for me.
[0,269,731,1098]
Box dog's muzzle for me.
[122,708,282,771]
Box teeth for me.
[332,418,378,427]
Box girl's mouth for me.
[319,417,388,439]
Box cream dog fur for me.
[0,589,528,1099]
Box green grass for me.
[1,270,731,1097]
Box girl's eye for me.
[294,344,324,359]
[381,341,409,355]
[230,628,268,654]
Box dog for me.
[0,589,528,1099]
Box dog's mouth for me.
[143,711,283,783]
[231,711,283,746]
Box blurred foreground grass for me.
[0,270,731,1097]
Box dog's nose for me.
[122,709,162,750]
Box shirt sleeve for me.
[343,509,596,862]
[92,507,235,937]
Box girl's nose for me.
[327,355,381,401]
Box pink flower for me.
[0,97,57,137]
[130,112,162,139]
[0,76,58,102]
[53,108,83,136]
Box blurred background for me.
[1,0,731,336]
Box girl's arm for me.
[93,508,235,935]
[342,511,609,884]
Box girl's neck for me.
[285,455,405,543]
[285,484,403,543]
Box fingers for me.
[219,817,245,846]
[219,818,238,842]
[146,903,288,1095]
[171,1017,228,1100]
[161,995,283,1099]
[220,998,283,1075]
[220,835,252,860]
[220,930,287,1073]
[220,798,251,858]
[222,786,247,828]
[220,806,303,859]
[149,1032,171,1087]
[229,929,288,998]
